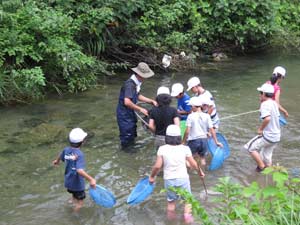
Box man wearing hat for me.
[244,83,281,172]
[116,62,157,149]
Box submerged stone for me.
[13,123,68,146]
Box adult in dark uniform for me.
[116,62,156,149]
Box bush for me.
[0,0,97,103]
[133,0,277,52]
[1,0,300,104]
[0,67,45,104]
[271,0,300,51]
[170,166,300,224]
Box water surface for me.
[0,54,299,225]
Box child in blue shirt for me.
[171,83,191,120]
[52,128,96,212]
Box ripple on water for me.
[20,194,40,201]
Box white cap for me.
[166,124,181,136]
[273,66,286,77]
[188,96,202,106]
[171,83,184,97]
[157,86,170,96]
[257,83,274,94]
[69,128,88,143]
[187,77,200,91]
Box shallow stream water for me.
[0,53,299,225]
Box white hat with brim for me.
[257,83,274,94]
[171,83,184,97]
[188,96,202,106]
[131,62,154,78]
[166,125,181,136]
[157,86,170,96]
[187,77,200,91]
[69,128,88,143]
[273,66,286,77]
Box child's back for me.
[52,128,96,212]
[158,144,191,179]
[186,111,212,141]
[61,146,85,191]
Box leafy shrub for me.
[1,0,300,104]
[271,0,300,51]
[171,166,300,224]
[0,0,97,103]
[133,0,277,52]
[0,67,45,104]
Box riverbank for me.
[1,0,300,105]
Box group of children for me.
[146,76,224,223]
[53,63,288,224]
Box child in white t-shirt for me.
[244,83,281,172]
[186,76,220,129]
[149,125,204,224]
[183,96,222,167]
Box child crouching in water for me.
[52,128,96,212]
[149,124,205,224]
[183,96,223,167]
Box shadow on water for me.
[0,54,300,225]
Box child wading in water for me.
[170,83,191,121]
[149,86,180,149]
[53,128,96,212]
[183,96,223,167]
[187,76,220,129]
[149,124,205,224]
[244,83,281,172]
[267,66,288,117]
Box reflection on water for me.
[0,54,299,225]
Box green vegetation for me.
[0,0,300,104]
[170,166,300,224]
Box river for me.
[0,53,299,225]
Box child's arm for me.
[209,128,223,148]
[258,116,270,135]
[77,169,96,189]
[177,109,190,115]
[207,105,214,115]
[182,126,190,144]
[148,118,156,133]
[52,154,61,166]
[149,156,163,183]
[186,156,205,177]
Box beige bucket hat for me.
[131,62,154,78]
